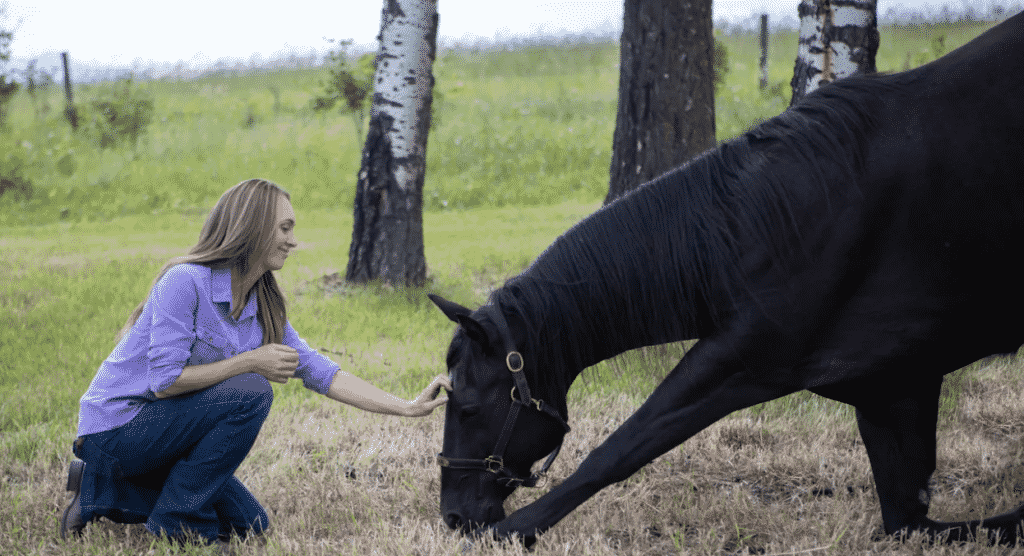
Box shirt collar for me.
[211,267,258,321]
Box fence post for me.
[61,51,78,130]
[759,14,769,90]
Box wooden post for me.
[759,14,769,90]
[61,51,78,130]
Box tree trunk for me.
[346,0,436,287]
[790,0,879,106]
[606,0,716,205]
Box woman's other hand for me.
[246,344,298,383]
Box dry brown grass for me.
[6,354,1024,555]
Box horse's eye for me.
[458,405,480,420]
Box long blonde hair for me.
[117,178,289,346]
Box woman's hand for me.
[404,373,453,417]
[245,343,299,383]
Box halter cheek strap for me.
[436,305,570,488]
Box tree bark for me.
[606,0,716,205]
[790,0,879,106]
[346,0,436,287]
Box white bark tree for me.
[346,0,437,286]
[790,0,879,105]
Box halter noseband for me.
[436,306,571,488]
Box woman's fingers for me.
[401,375,452,416]
[248,344,298,383]
[273,344,299,366]
[423,374,452,401]
[432,373,452,397]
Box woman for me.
[60,178,451,546]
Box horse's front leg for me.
[490,339,798,545]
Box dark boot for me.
[59,459,86,540]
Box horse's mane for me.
[488,74,907,407]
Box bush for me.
[0,23,16,127]
[312,39,374,136]
[0,138,32,199]
[713,36,729,93]
[84,75,154,149]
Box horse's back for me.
[913,11,1024,212]
[781,14,1024,386]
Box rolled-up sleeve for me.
[147,266,199,393]
[283,321,339,395]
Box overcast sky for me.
[1,0,1015,75]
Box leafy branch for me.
[312,39,374,138]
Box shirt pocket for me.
[190,327,236,365]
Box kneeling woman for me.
[61,179,451,545]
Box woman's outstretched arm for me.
[326,371,451,417]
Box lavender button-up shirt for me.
[77,263,339,437]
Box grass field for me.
[4,201,1023,556]
[0,19,997,225]
[3,17,1023,555]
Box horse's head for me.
[429,294,570,533]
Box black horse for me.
[430,12,1024,546]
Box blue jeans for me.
[73,373,273,542]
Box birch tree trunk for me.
[606,0,716,204]
[346,0,437,287]
[790,0,879,106]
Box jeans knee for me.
[218,373,273,416]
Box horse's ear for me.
[455,314,490,347]
[428,294,491,346]
[428,293,472,322]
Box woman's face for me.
[259,195,297,272]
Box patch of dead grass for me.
[8,357,1024,555]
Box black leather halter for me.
[436,305,571,488]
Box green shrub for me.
[0,22,16,127]
[0,137,32,199]
[84,75,155,149]
[713,36,729,92]
[312,39,373,137]
[0,75,15,127]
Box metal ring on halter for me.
[506,351,524,372]
[511,386,544,411]
[484,455,504,473]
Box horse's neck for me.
[515,264,699,392]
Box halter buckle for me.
[506,351,524,372]
[484,455,504,473]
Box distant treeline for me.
[6,2,1020,86]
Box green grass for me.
[0,200,611,461]
[0,21,998,226]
